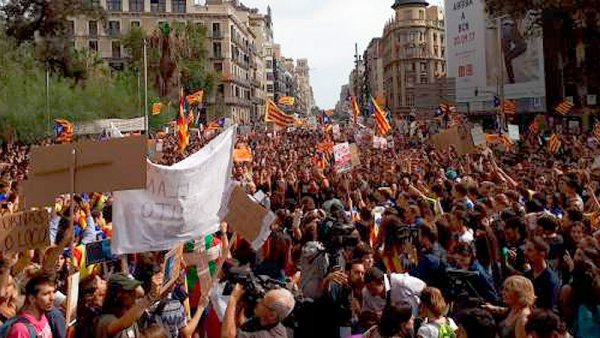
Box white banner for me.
[112,127,236,254]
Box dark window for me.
[67,20,75,36]
[108,21,121,36]
[267,72,274,81]
[213,43,222,58]
[88,21,97,37]
[88,40,98,52]
[131,21,140,28]
[129,0,144,12]
[266,60,273,69]
[212,23,221,38]
[106,0,122,11]
[266,84,274,93]
[217,84,224,95]
[112,41,121,58]
[172,0,186,13]
[214,63,223,73]
[150,0,166,13]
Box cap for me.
[446,169,458,180]
[108,273,143,291]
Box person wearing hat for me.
[95,272,163,338]
[222,284,295,338]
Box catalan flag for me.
[324,109,335,117]
[203,118,224,135]
[528,119,540,138]
[594,122,600,142]
[314,151,329,169]
[178,94,190,154]
[152,102,162,115]
[350,95,361,123]
[265,99,296,127]
[54,119,74,143]
[278,96,295,106]
[502,100,518,115]
[370,96,391,136]
[317,140,334,153]
[186,90,204,105]
[555,99,574,116]
[548,133,561,154]
[500,133,515,148]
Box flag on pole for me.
[152,102,162,115]
[555,99,574,115]
[265,99,296,127]
[278,96,295,106]
[351,95,361,123]
[527,119,540,139]
[324,109,335,117]
[548,133,561,154]
[370,96,391,136]
[502,100,518,115]
[178,93,190,153]
[186,90,204,105]
[54,119,74,143]
[203,119,225,135]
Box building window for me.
[267,72,274,81]
[112,41,121,58]
[441,47,445,58]
[150,0,166,13]
[217,84,224,95]
[214,62,223,73]
[108,21,120,36]
[67,20,75,36]
[434,45,439,57]
[213,43,222,58]
[267,84,274,93]
[404,10,411,20]
[212,23,221,37]
[407,94,415,107]
[131,21,140,28]
[235,86,240,98]
[420,77,428,84]
[88,21,97,37]
[412,63,416,71]
[106,0,122,11]
[172,0,186,13]
[440,34,444,45]
[88,40,98,52]
[266,60,273,69]
[420,62,427,72]
[419,10,424,20]
[129,0,143,12]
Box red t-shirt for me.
[8,312,52,338]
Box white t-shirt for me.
[417,317,458,338]
[361,273,426,316]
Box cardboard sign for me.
[233,147,253,162]
[333,142,352,174]
[161,245,184,294]
[0,210,50,254]
[24,136,147,208]
[350,144,361,167]
[85,239,113,266]
[471,125,485,146]
[332,124,341,140]
[222,186,275,247]
[430,126,475,156]
[65,272,80,327]
[508,124,520,141]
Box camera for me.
[320,220,359,271]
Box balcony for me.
[212,31,223,39]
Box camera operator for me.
[222,284,295,338]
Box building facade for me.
[381,0,446,116]
[69,0,308,123]
[295,58,314,116]
[364,38,385,106]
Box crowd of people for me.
[0,117,599,338]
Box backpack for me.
[437,321,456,338]
[0,316,37,338]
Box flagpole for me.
[143,38,149,136]
[46,64,50,135]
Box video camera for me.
[320,220,359,271]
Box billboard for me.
[445,0,546,111]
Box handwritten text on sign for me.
[0,210,50,254]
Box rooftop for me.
[392,0,429,9]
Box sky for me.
[238,0,444,109]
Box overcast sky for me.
[238,0,444,109]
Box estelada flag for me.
[555,99,574,116]
[265,99,295,127]
[54,119,74,143]
[351,95,361,124]
[186,90,204,105]
[370,96,391,136]
[177,95,190,154]
[502,100,518,115]
[278,96,295,106]
[548,133,561,154]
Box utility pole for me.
[143,38,149,136]
[497,16,506,131]
[46,63,51,135]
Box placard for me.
[65,272,80,327]
[0,210,50,254]
[471,125,485,146]
[332,124,341,140]
[508,124,520,141]
[85,239,113,266]
[233,147,252,162]
[430,126,475,156]
[333,142,352,174]
[161,245,184,294]
[349,144,361,167]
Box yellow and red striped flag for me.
[278,96,295,106]
[502,100,518,115]
[555,99,574,115]
[177,94,190,154]
[370,96,391,136]
[548,133,561,154]
[152,102,162,115]
[265,99,296,127]
[54,119,74,143]
[186,90,204,105]
[351,95,361,123]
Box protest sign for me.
[24,135,147,208]
[65,272,80,327]
[233,147,252,162]
[508,124,520,141]
[430,126,475,156]
[471,125,485,146]
[161,245,184,294]
[221,185,276,250]
[333,142,352,174]
[332,124,341,140]
[350,144,361,167]
[0,210,50,254]
[85,239,113,266]
[112,127,235,255]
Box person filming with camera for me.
[222,284,295,338]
